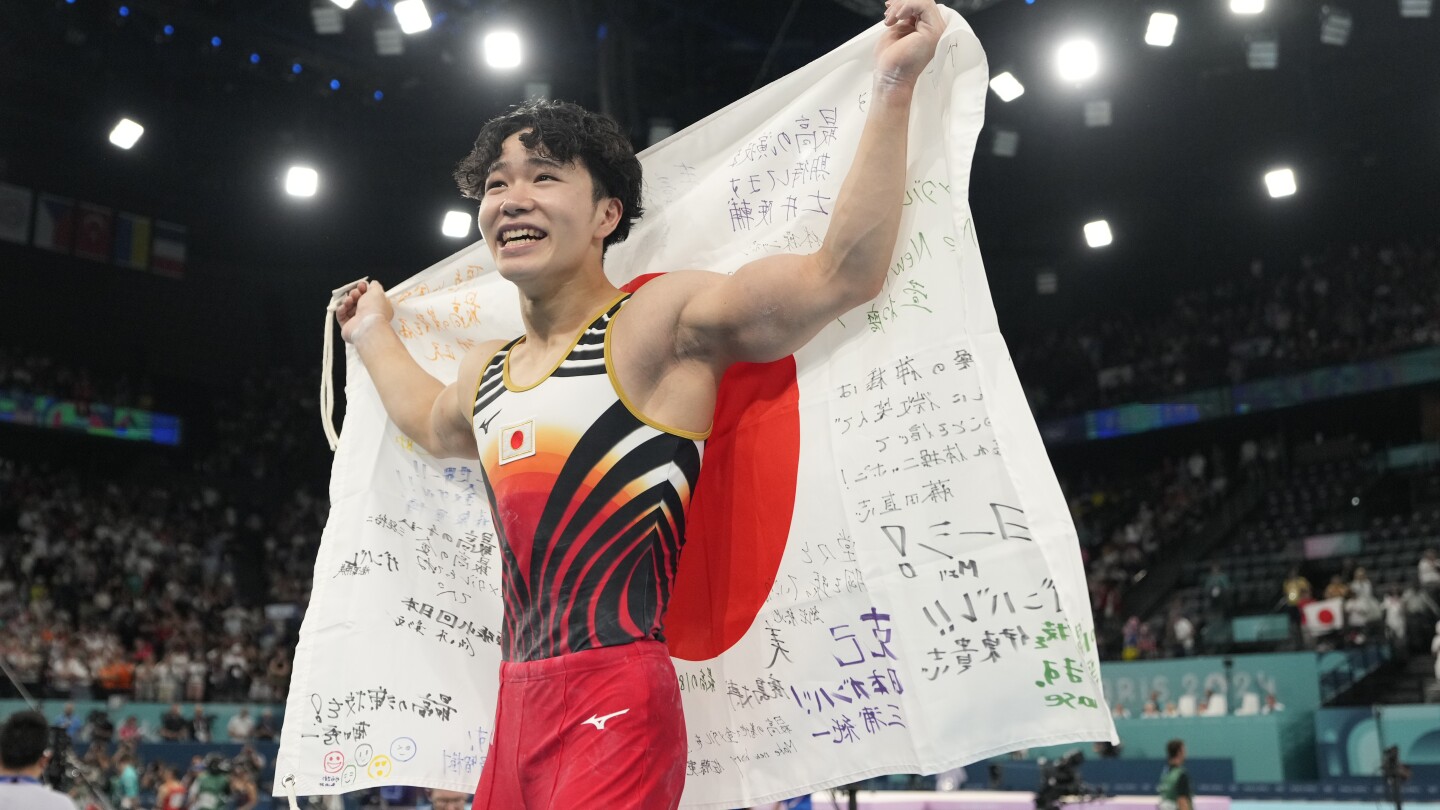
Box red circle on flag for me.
[1317,608,1335,624]
[509,430,525,450]
[621,274,801,662]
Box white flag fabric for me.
[278,9,1115,808]
[1303,597,1345,632]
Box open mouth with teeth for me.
[499,227,548,247]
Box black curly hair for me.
[454,100,644,251]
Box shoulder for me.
[457,337,511,388]
[620,270,726,318]
[615,270,731,360]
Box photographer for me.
[0,710,75,810]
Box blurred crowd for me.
[1016,239,1440,418]
[0,347,157,411]
[0,361,331,705]
[1064,440,1279,658]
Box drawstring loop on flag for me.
[321,277,369,451]
[282,774,302,810]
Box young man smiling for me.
[335,1,945,806]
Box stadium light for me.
[1264,167,1297,198]
[483,31,523,69]
[1084,100,1112,127]
[1146,13,1178,46]
[992,129,1019,158]
[1399,0,1431,17]
[375,27,404,56]
[312,5,344,34]
[330,0,357,8]
[1320,7,1352,45]
[1084,220,1113,248]
[286,166,319,197]
[394,0,431,34]
[442,211,472,238]
[1056,40,1099,82]
[108,118,144,149]
[1247,36,1279,69]
[989,72,1025,101]
[1231,0,1265,14]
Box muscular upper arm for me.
[428,339,505,460]
[665,251,880,368]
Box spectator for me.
[0,710,75,810]
[116,716,144,746]
[1202,564,1233,615]
[189,704,213,744]
[228,765,259,810]
[50,703,82,740]
[1420,550,1440,595]
[1284,568,1313,607]
[1384,587,1408,647]
[1260,693,1285,714]
[252,710,278,742]
[428,788,472,810]
[1324,574,1351,601]
[226,709,254,743]
[159,704,188,742]
[1169,609,1196,658]
[155,762,186,810]
[111,751,140,810]
[1431,621,1440,684]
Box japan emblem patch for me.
[498,418,536,465]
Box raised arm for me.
[337,280,489,459]
[672,0,946,367]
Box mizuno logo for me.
[581,709,630,730]
[478,410,501,435]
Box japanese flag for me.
[1303,598,1345,632]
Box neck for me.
[517,270,619,348]
[0,765,43,779]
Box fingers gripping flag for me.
[279,9,1116,808]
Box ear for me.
[594,197,623,242]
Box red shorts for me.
[471,640,687,809]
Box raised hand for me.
[875,0,946,88]
[337,280,395,344]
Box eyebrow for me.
[485,154,566,176]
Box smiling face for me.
[366,754,393,779]
[390,737,417,762]
[322,751,344,774]
[477,132,621,288]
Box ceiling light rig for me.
[1145,13,1178,47]
[394,0,432,35]
[1056,39,1100,83]
[989,71,1025,101]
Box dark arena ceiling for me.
[1,0,1437,323]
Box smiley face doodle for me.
[390,737,417,762]
[322,751,345,774]
[341,765,357,786]
[367,754,393,779]
[354,744,373,766]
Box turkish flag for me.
[1303,597,1345,632]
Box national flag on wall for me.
[151,220,187,278]
[113,212,152,270]
[33,193,76,253]
[0,183,33,244]
[1303,597,1345,632]
[74,203,114,262]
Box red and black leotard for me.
[470,294,708,662]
